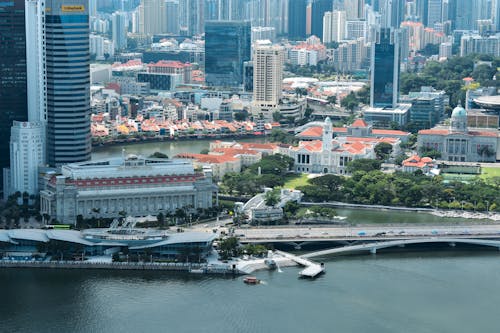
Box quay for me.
[0,259,238,275]
[275,250,325,278]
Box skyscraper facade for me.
[311,0,332,40]
[323,10,346,44]
[45,0,91,166]
[288,0,307,39]
[5,0,46,198]
[205,21,251,88]
[112,11,128,51]
[370,28,400,108]
[253,43,284,109]
[165,0,180,34]
[139,0,166,35]
[0,0,28,189]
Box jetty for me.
[275,250,325,278]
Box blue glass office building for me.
[205,20,251,88]
[288,0,307,40]
[370,28,399,108]
[0,0,28,187]
[311,0,332,40]
[45,0,91,166]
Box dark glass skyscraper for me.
[288,0,307,40]
[205,20,251,88]
[45,0,91,166]
[370,28,400,108]
[0,0,28,187]
[311,0,332,40]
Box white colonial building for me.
[40,156,217,224]
[418,106,500,162]
[287,118,401,175]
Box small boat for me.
[189,268,205,274]
[264,259,277,269]
[243,276,260,284]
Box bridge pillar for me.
[370,248,377,254]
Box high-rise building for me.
[288,0,307,40]
[5,0,47,198]
[370,28,400,108]
[253,43,284,110]
[165,0,180,34]
[0,0,28,190]
[112,11,128,51]
[346,20,368,40]
[311,0,332,40]
[45,0,91,166]
[427,0,443,28]
[181,0,204,36]
[205,21,251,88]
[344,0,365,20]
[323,10,346,44]
[454,0,474,30]
[139,0,166,35]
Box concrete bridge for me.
[301,238,500,259]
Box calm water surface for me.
[1,251,500,333]
[91,137,269,160]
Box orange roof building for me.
[417,106,499,162]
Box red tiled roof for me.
[418,129,450,135]
[403,155,434,168]
[175,153,238,164]
[372,129,410,136]
[351,119,369,127]
[297,126,323,137]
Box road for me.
[226,224,500,241]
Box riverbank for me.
[0,259,240,275]
[301,201,500,221]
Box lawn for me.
[283,173,310,189]
[481,167,500,180]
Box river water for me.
[91,137,269,160]
[4,140,492,332]
[1,250,500,333]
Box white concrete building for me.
[253,43,284,116]
[418,106,500,162]
[323,10,346,44]
[286,118,401,175]
[40,156,218,224]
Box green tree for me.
[341,92,359,112]
[346,159,382,173]
[374,142,393,160]
[264,190,280,207]
[327,95,337,105]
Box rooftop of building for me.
[60,156,197,180]
[0,229,216,247]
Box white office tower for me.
[253,43,284,111]
[5,0,47,199]
[323,10,346,44]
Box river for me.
[1,250,499,333]
[91,137,269,160]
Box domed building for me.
[417,106,499,162]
